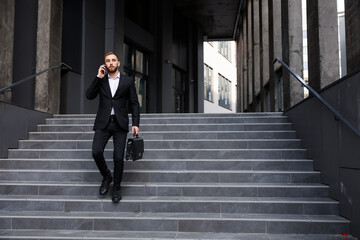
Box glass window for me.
[135,50,144,73]
[218,41,231,62]
[123,44,148,113]
[204,64,213,102]
[218,74,231,109]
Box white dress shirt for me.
[108,73,120,115]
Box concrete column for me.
[243,13,248,110]
[281,0,303,109]
[195,24,204,113]
[105,0,125,72]
[35,0,63,113]
[307,0,339,91]
[261,0,270,111]
[0,0,15,103]
[253,0,261,100]
[237,30,244,112]
[273,0,282,111]
[160,0,173,113]
[247,0,253,108]
[345,0,360,73]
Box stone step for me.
[37,123,293,132]
[0,211,349,234]
[0,182,330,198]
[0,169,320,184]
[0,230,355,240]
[28,130,298,140]
[7,148,307,159]
[0,159,314,171]
[0,195,339,215]
[18,139,302,149]
[53,113,284,118]
[1,112,348,238]
[46,116,289,125]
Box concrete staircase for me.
[0,113,355,239]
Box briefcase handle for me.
[132,133,139,138]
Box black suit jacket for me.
[86,74,140,131]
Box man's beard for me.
[108,66,117,73]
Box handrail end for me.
[61,62,72,70]
[273,58,280,65]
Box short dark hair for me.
[104,51,119,60]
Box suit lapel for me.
[114,74,125,97]
[103,75,112,97]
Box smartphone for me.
[101,65,108,75]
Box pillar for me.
[345,0,360,73]
[237,32,243,112]
[160,0,173,113]
[243,13,248,110]
[307,0,339,91]
[253,0,261,101]
[247,0,253,108]
[195,24,204,113]
[281,0,303,109]
[35,0,63,113]
[0,0,15,103]
[261,0,270,111]
[105,0,125,72]
[273,0,282,111]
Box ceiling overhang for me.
[174,0,245,41]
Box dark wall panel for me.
[60,71,81,114]
[12,0,38,109]
[0,101,52,158]
[340,168,360,237]
[83,0,106,114]
[285,70,360,238]
[62,0,82,73]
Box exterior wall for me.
[285,69,360,238]
[0,0,206,115]
[345,0,360,73]
[236,0,347,112]
[203,41,237,113]
[12,0,38,109]
[0,101,52,158]
[0,0,15,103]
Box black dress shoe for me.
[99,176,112,195]
[112,185,122,203]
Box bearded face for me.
[105,54,120,74]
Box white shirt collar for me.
[108,72,120,80]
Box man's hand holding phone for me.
[97,64,107,78]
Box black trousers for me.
[92,115,128,187]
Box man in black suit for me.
[86,52,140,203]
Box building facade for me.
[204,41,237,113]
[0,0,206,114]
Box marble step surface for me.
[0,195,339,215]
[7,148,308,159]
[28,130,298,140]
[0,113,353,238]
[0,181,330,198]
[18,139,303,149]
[36,123,294,132]
[0,169,321,183]
[0,230,355,240]
[53,113,285,118]
[46,116,290,124]
[0,211,350,234]
[0,159,314,171]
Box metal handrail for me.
[0,62,72,94]
[273,57,360,137]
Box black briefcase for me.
[125,134,144,161]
